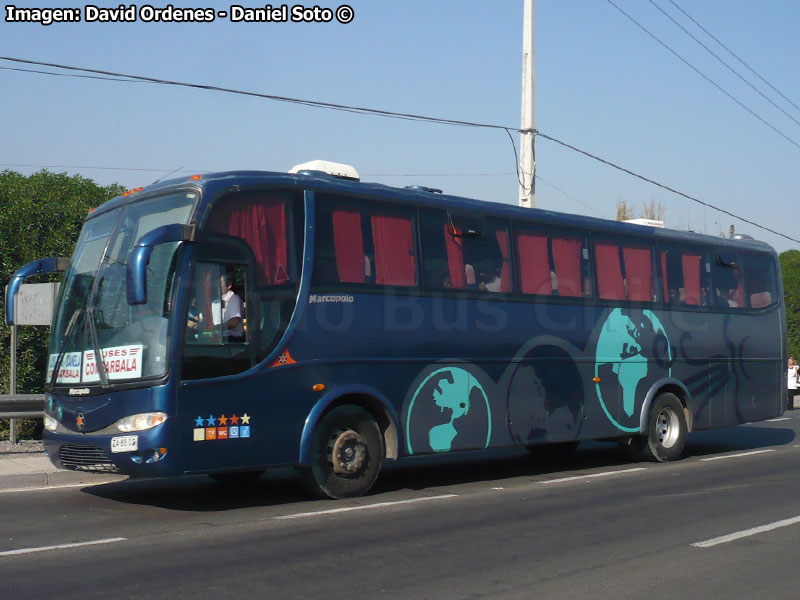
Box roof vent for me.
[623,218,664,228]
[404,185,443,194]
[289,160,360,181]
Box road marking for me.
[0,482,108,494]
[693,516,800,548]
[539,467,647,484]
[700,449,775,462]
[0,537,127,557]
[767,417,791,422]
[274,494,457,520]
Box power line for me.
[648,0,800,129]
[536,132,800,244]
[0,162,195,173]
[534,175,606,218]
[666,0,800,116]
[0,65,147,84]
[605,0,800,153]
[1,56,797,244]
[0,56,524,133]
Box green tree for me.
[0,170,124,439]
[615,199,666,223]
[640,199,665,221]
[615,199,634,221]
[781,249,800,359]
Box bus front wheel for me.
[301,405,384,499]
[625,393,687,462]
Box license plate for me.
[110,435,138,453]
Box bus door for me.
[178,234,261,472]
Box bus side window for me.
[659,246,711,307]
[744,253,777,309]
[421,209,510,293]
[183,262,252,380]
[514,227,586,298]
[712,251,745,309]
[594,238,655,303]
[313,197,418,288]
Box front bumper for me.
[44,426,178,477]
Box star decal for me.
[207,414,216,426]
[195,416,205,427]
[230,414,239,425]
[218,414,228,426]
[241,413,251,425]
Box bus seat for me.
[750,291,772,308]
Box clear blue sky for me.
[2,0,799,252]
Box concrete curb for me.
[0,454,126,491]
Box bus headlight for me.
[44,413,58,432]
[116,412,168,432]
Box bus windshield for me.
[48,192,197,388]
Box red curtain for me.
[444,224,466,289]
[623,246,652,302]
[372,213,416,286]
[732,268,745,308]
[516,232,551,295]
[552,236,582,297]
[495,229,511,292]
[595,242,625,300]
[681,254,701,306]
[209,196,288,286]
[332,209,365,283]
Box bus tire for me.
[636,393,687,462]
[301,405,384,499]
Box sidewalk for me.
[0,441,126,490]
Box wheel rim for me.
[328,429,368,476]
[655,407,681,448]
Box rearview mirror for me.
[126,223,196,305]
[5,257,69,325]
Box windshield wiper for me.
[48,308,84,389]
[86,307,110,388]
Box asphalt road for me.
[2,414,800,599]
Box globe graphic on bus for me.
[594,308,671,432]
[405,366,492,454]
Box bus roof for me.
[92,169,776,254]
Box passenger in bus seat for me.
[476,260,502,292]
[465,264,476,289]
[665,288,680,305]
[364,255,372,281]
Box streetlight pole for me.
[519,0,535,208]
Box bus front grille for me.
[59,444,119,473]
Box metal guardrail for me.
[0,394,46,419]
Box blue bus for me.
[6,161,786,498]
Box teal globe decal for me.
[405,367,492,454]
[595,308,671,432]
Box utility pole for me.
[519,0,535,208]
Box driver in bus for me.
[220,274,245,342]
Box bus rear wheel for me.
[301,405,384,499]
[626,393,687,462]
